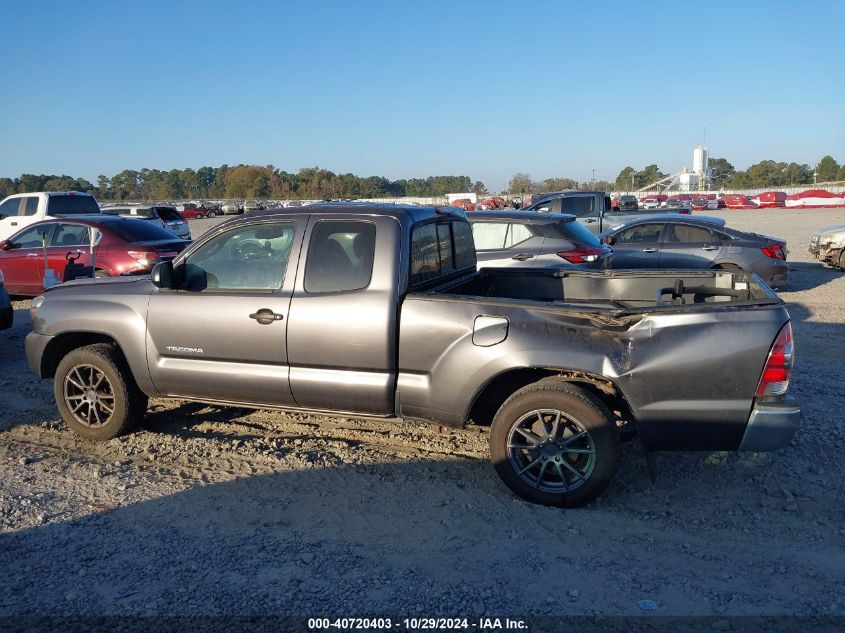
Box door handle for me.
[511,253,534,261]
[10,221,18,226]
[641,248,660,253]
[26,252,39,258]
[249,308,284,325]
[584,218,597,223]
[701,245,719,251]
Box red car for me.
[0,215,189,296]
[179,202,218,219]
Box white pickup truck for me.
[0,192,101,242]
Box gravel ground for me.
[1,208,844,620]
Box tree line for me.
[0,165,487,201]
[611,155,845,191]
[509,155,845,196]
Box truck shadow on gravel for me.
[2,443,843,617]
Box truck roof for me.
[249,202,467,224]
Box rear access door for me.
[285,214,400,415]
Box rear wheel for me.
[489,380,620,507]
[714,263,741,271]
[207,210,217,218]
[94,269,109,279]
[54,344,148,440]
[838,250,845,270]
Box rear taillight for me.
[557,245,607,263]
[761,244,786,260]
[755,323,794,397]
[127,251,159,267]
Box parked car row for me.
[0,216,189,296]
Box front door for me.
[0,196,39,242]
[0,224,53,295]
[146,218,303,405]
[608,222,665,269]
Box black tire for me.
[489,380,620,508]
[94,269,109,279]
[838,250,845,271]
[54,343,148,440]
[714,263,741,270]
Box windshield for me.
[108,220,184,242]
[47,195,100,215]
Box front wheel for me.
[54,343,148,440]
[207,210,217,218]
[489,380,620,507]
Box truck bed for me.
[432,268,779,313]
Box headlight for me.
[820,235,835,245]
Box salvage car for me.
[467,211,612,269]
[600,217,789,285]
[26,204,800,508]
[809,225,845,269]
[0,216,189,296]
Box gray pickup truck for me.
[26,204,800,507]
[525,191,691,234]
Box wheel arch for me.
[466,367,636,431]
[41,331,130,380]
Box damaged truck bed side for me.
[26,204,800,507]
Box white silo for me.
[693,145,708,178]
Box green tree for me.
[816,156,840,183]
[708,158,735,189]
[472,180,488,195]
[614,167,636,191]
[508,173,534,195]
[836,164,845,182]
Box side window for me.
[505,223,532,247]
[304,220,376,293]
[182,222,295,291]
[436,222,454,273]
[615,223,664,244]
[534,199,561,213]
[10,225,49,249]
[23,197,39,216]
[561,196,595,217]
[0,198,21,218]
[51,224,94,247]
[452,221,476,270]
[410,224,439,284]
[471,222,509,250]
[665,224,715,243]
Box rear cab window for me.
[108,219,185,242]
[46,194,100,215]
[410,219,476,287]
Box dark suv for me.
[466,211,612,269]
[617,195,638,211]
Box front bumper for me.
[738,397,801,451]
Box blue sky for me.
[1,0,843,192]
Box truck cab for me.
[0,192,101,242]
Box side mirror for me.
[151,261,174,289]
[602,235,615,245]
[0,240,10,251]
